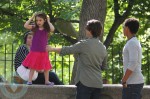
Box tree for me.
[0,0,150,84]
[70,0,150,84]
[70,0,107,84]
[104,0,150,48]
[104,0,134,48]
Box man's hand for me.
[122,84,127,88]
[46,45,53,52]
[121,80,127,88]
[46,45,62,53]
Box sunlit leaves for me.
[52,1,81,20]
[132,0,150,17]
[105,0,150,84]
[0,0,82,44]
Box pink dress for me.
[22,29,52,70]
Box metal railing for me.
[0,44,74,84]
[0,43,150,84]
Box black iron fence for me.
[0,43,150,84]
[106,43,150,84]
[0,44,74,84]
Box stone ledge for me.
[0,84,149,99]
[101,84,150,99]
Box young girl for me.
[22,12,55,85]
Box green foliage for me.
[104,0,150,84]
[0,0,81,44]
[49,33,72,45]
[50,51,74,84]
[52,0,81,20]
[132,0,150,17]
[0,33,74,84]
[0,0,84,85]
[0,0,150,84]
[0,43,75,84]
[0,44,18,82]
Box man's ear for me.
[126,27,131,34]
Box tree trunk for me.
[70,0,107,84]
[78,0,107,40]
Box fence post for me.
[69,55,71,84]
[4,44,6,78]
[11,44,14,83]
[111,45,114,83]
[147,45,150,84]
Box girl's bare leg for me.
[44,70,49,83]
[44,70,54,85]
[28,69,35,82]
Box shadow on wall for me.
[101,94,113,99]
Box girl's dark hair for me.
[24,31,32,44]
[32,12,51,33]
[124,18,139,34]
[86,19,103,38]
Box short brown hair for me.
[86,19,103,38]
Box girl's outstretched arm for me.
[46,45,61,54]
[47,15,55,32]
[24,13,36,30]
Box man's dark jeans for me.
[122,83,144,99]
[76,82,101,99]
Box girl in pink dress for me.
[22,12,55,85]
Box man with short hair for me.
[47,19,107,99]
[121,18,144,99]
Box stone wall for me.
[0,84,149,99]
